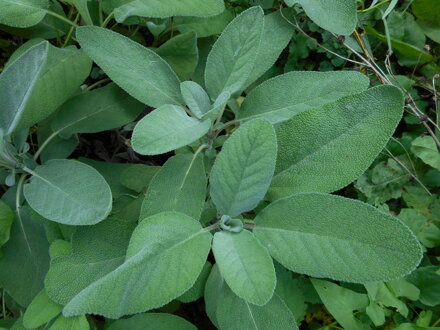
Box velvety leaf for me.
[0,0,49,28]
[268,86,404,200]
[120,164,160,193]
[131,105,210,155]
[201,91,230,121]
[114,0,225,22]
[175,10,234,38]
[76,26,183,107]
[210,119,277,217]
[180,81,211,119]
[49,315,89,330]
[239,71,370,124]
[178,262,212,303]
[0,199,14,250]
[213,230,276,305]
[254,193,423,283]
[23,289,62,329]
[205,7,264,99]
[51,83,144,137]
[23,160,112,225]
[0,207,50,307]
[108,313,196,330]
[411,136,440,171]
[63,212,212,318]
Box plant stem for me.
[45,10,79,28]
[62,12,80,47]
[102,12,115,28]
[86,78,111,91]
[33,131,59,161]
[204,222,219,232]
[357,0,391,13]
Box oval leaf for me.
[23,289,62,329]
[0,0,49,28]
[180,81,211,119]
[108,313,196,330]
[254,193,423,283]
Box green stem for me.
[102,11,115,28]
[44,10,79,28]
[357,0,390,13]
[86,78,111,91]
[33,131,59,161]
[204,222,219,232]
[62,12,80,47]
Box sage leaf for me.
[76,26,183,107]
[180,81,211,119]
[205,6,264,99]
[64,0,93,25]
[23,289,62,329]
[0,199,14,251]
[120,164,160,193]
[140,153,207,220]
[411,136,440,171]
[204,264,225,327]
[63,212,212,318]
[179,262,212,303]
[108,313,196,330]
[268,86,404,200]
[239,71,370,124]
[131,105,211,155]
[210,119,277,217]
[213,230,276,305]
[175,10,234,38]
[0,0,49,28]
[254,193,423,283]
[23,160,112,225]
[49,315,89,330]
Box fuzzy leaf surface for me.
[0,0,49,28]
[108,313,196,330]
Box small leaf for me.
[108,313,196,330]
[131,105,211,155]
[23,289,62,329]
[210,119,277,217]
[201,91,230,121]
[411,136,440,171]
[254,193,423,283]
[180,81,211,119]
[49,315,89,330]
[213,230,276,305]
[24,160,112,225]
[0,0,49,28]
[0,199,14,250]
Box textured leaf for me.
[114,0,225,22]
[180,81,211,119]
[239,71,370,124]
[120,164,160,193]
[49,315,89,330]
[23,160,112,225]
[399,209,440,248]
[254,193,423,283]
[140,153,206,221]
[23,289,62,329]
[76,26,182,107]
[108,313,196,330]
[0,207,50,307]
[131,105,210,155]
[0,199,14,250]
[268,86,404,200]
[205,7,264,99]
[411,136,440,171]
[178,262,212,303]
[213,230,276,305]
[407,266,440,307]
[204,264,224,327]
[210,119,277,217]
[63,212,212,318]
[175,10,234,38]
[51,83,144,137]
[0,0,49,28]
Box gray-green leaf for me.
[0,199,14,250]
[23,289,62,329]
[108,313,196,330]
[0,0,49,28]
[180,81,211,119]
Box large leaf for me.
[254,193,423,283]
[268,86,404,200]
[108,313,196,330]
[212,230,276,305]
[76,26,182,107]
[51,83,144,137]
[239,71,370,124]
[114,0,225,22]
[0,199,14,251]
[23,160,112,225]
[131,105,211,155]
[205,7,264,99]
[140,153,207,220]
[0,207,50,307]
[63,212,212,318]
[179,261,212,303]
[0,0,49,28]
[210,119,277,217]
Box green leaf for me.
[156,32,198,80]
[0,0,49,28]
[180,81,211,119]
[412,0,440,26]
[140,153,207,220]
[0,207,50,307]
[63,212,212,318]
[131,105,210,155]
[175,10,234,38]
[114,0,225,22]
[64,0,93,25]
[23,289,62,329]
[0,199,14,250]
[210,119,277,217]
[239,71,370,124]
[45,217,136,305]
[254,193,423,283]
[37,124,78,163]
[49,315,89,330]
[204,264,224,327]
[201,91,230,121]
[407,266,440,307]
[51,83,144,137]
[23,160,112,225]
[411,136,440,171]
[108,313,196,330]
[268,86,404,200]
[212,230,276,305]
[294,0,357,35]
[76,26,182,107]
[120,164,160,193]
[399,208,440,248]
[312,279,369,329]
[205,7,264,99]
[178,262,212,303]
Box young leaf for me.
[201,91,230,121]
[205,7,264,99]
[0,199,14,250]
[0,0,49,28]
[51,83,144,137]
[210,119,277,217]
[49,315,89,330]
[254,193,423,283]
[268,86,404,200]
[0,207,50,306]
[107,313,196,330]
[239,71,370,124]
[23,289,62,329]
[131,105,210,155]
[140,153,207,220]
[114,0,225,22]
[76,26,183,107]
[180,81,211,119]
[63,212,212,318]
[212,230,276,305]
[23,160,112,225]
